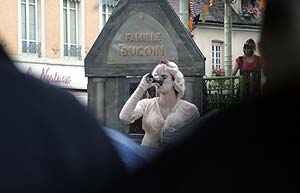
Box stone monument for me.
[85,0,205,136]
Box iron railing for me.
[203,76,245,111]
[64,45,82,59]
[22,41,41,57]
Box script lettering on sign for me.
[27,67,71,85]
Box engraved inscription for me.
[107,12,178,64]
[125,33,161,42]
[120,46,165,56]
[120,33,164,57]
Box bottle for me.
[146,74,164,85]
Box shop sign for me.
[15,62,87,89]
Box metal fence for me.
[203,76,245,112]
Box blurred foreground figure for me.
[0,46,125,193]
[103,127,159,171]
[111,1,300,192]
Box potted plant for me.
[242,6,260,19]
[212,67,225,76]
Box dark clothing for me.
[237,55,261,97]
[114,86,300,193]
[103,127,159,171]
[0,47,125,192]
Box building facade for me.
[188,0,263,76]
[0,0,262,105]
[0,0,116,105]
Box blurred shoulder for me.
[178,99,198,112]
[138,97,157,106]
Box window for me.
[247,0,258,7]
[242,0,258,10]
[211,42,223,71]
[21,0,41,56]
[100,4,113,29]
[63,0,81,58]
[100,0,119,30]
[241,0,262,20]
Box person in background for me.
[232,38,264,97]
[0,45,126,193]
[119,59,200,148]
[111,0,300,192]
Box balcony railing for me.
[22,41,41,57]
[64,45,82,59]
[203,76,245,112]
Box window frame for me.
[99,3,114,30]
[241,0,258,10]
[62,0,82,59]
[20,0,42,56]
[211,41,224,71]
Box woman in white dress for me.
[119,60,200,148]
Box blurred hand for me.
[139,73,155,90]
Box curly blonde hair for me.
[152,60,185,99]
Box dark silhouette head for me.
[259,0,300,85]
